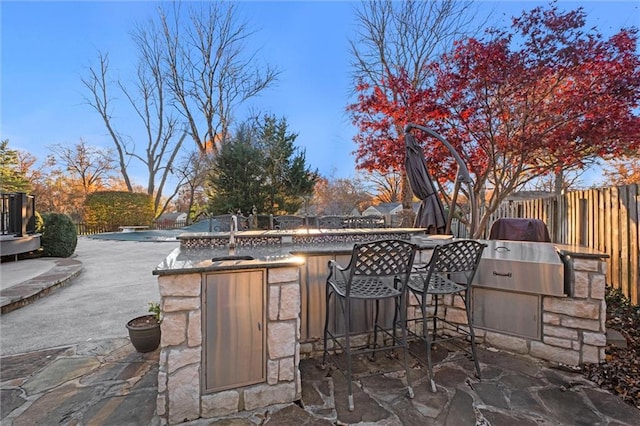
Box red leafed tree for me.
[350,3,640,237]
[348,0,478,209]
[349,71,450,177]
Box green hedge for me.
[41,213,77,257]
[84,191,155,231]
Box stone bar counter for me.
[416,242,610,368]
[152,228,425,424]
[152,228,608,424]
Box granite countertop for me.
[153,244,331,276]
[153,231,607,276]
[154,241,390,275]
[153,233,448,276]
[554,243,609,259]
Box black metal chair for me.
[271,215,305,230]
[408,239,486,392]
[345,215,386,228]
[322,239,417,411]
[317,215,346,229]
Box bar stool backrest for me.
[427,240,486,286]
[351,240,416,276]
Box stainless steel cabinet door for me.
[204,270,265,392]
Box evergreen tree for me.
[257,115,317,214]
[206,125,266,214]
[0,140,32,193]
[205,116,318,216]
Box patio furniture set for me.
[322,237,486,410]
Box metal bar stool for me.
[322,239,417,411]
[408,239,486,392]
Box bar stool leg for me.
[463,292,481,379]
[371,299,380,360]
[400,291,414,399]
[423,292,437,392]
[344,298,355,411]
[322,286,332,367]
[432,294,439,343]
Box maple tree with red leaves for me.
[348,1,477,210]
[348,4,640,237]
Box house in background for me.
[362,202,423,227]
[155,212,188,228]
[361,202,403,218]
[361,202,403,227]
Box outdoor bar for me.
[153,226,608,424]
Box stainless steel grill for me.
[472,240,565,339]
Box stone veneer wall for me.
[403,254,607,366]
[156,267,301,424]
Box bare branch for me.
[81,53,134,191]
[349,0,482,208]
[158,2,279,153]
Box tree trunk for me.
[554,170,564,195]
[401,170,412,209]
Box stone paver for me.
[0,338,159,426]
[6,337,640,425]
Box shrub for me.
[41,213,77,257]
[84,191,155,231]
[34,211,44,233]
[26,210,44,234]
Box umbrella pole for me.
[446,176,461,235]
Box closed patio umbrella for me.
[405,123,477,236]
[404,132,447,234]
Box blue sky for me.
[2,1,639,188]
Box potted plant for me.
[126,302,161,353]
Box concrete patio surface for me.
[1,236,640,425]
[1,237,178,356]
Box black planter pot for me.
[126,315,161,353]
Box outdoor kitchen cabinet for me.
[299,253,350,340]
[472,240,565,340]
[298,252,397,341]
[203,269,266,392]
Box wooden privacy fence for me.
[470,184,639,305]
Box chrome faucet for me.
[229,214,238,254]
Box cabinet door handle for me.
[257,322,262,331]
[493,271,512,278]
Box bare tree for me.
[48,139,117,195]
[312,175,373,215]
[366,170,401,203]
[522,168,590,193]
[349,0,480,208]
[83,42,187,217]
[173,149,214,224]
[82,54,135,192]
[83,3,277,217]
[32,140,119,218]
[158,2,279,153]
